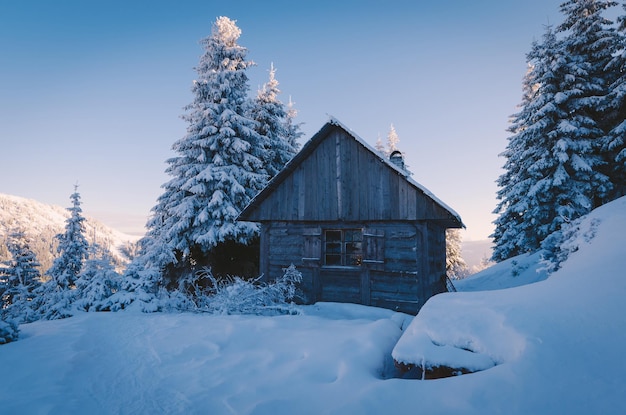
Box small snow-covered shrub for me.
[106,256,164,313]
[199,264,303,315]
[540,216,601,273]
[159,287,198,313]
[74,247,122,312]
[0,319,19,345]
[32,281,76,320]
[510,259,531,277]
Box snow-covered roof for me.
[239,116,464,227]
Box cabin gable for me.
[240,124,461,226]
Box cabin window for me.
[324,229,363,266]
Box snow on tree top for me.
[213,16,242,46]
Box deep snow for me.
[2,197,626,414]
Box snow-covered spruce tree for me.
[284,96,304,153]
[73,243,121,312]
[386,124,400,154]
[554,0,617,204]
[445,229,468,280]
[493,0,620,262]
[493,26,568,260]
[146,16,266,287]
[46,187,89,290]
[37,187,89,319]
[374,133,386,156]
[491,62,535,261]
[250,63,298,179]
[0,229,42,323]
[603,2,626,199]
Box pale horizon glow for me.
[0,0,570,241]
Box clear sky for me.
[1,0,569,240]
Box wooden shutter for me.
[302,227,322,265]
[363,228,384,270]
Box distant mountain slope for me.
[0,193,139,272]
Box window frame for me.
[323,228,363,267]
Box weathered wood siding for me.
[260,221,448,314]
[319,269,361,304]
[243,127,455,223]
[426,222,448,296]
[243,122,460,314]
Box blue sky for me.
[1,0,569,240]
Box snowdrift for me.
[1,197,625,414]
[393,196,626,413]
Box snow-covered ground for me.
[1,197,625,414]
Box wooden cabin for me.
[238,118,463,314]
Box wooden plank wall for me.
[427,222,448,296]
[263,222,318,303]
[369,222,425,314]
[245,129,455,223]
[261,220,448,313]
[319,269,361,303]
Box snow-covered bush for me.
[159,288,197,313]
[0,229,42,324]
[159,269,214,312]
[105,236,171,313]
[0,319,19,345]
[540,216,601,274]
[199,264,303,315]
[33,282,76,320]
[73,245,122,312]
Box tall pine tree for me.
[284,96,304,153]
[603,2,626,198]
[37,186,89,319]
[250,63,297,178]
[46,186,89,289]
[493,1,622,261]
[493,26,570,260]
[555,0,617,206]
[386,124,400,155]
[146,16,267,283]
[374,133,385,155]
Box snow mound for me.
[393,196,626,399]
[393,291,526,375]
